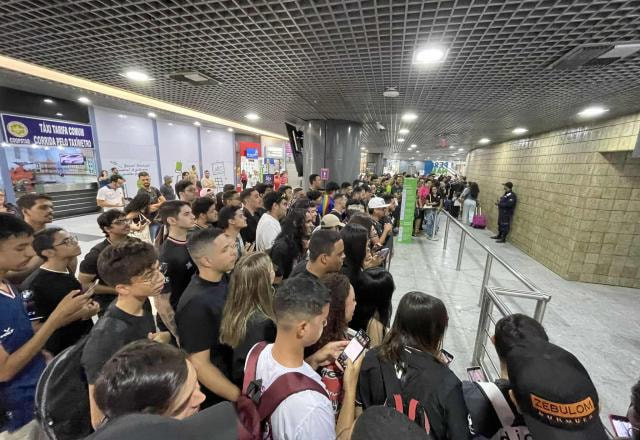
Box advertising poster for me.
[398,178,417,243]
[105,158,156,198]
[2,113,94,148]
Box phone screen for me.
[377,248,390,259]
[610,415,632,437]
[337,330,370,370]
[467,366,486,382]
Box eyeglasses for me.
[53,235,78,247]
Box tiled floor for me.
[54,212,639,420]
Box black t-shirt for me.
[230,313,277,387]
[463,379,526,438]
[357,347,471,440]
[79,239,116,313]
[176,275,232,406]
[20,268,93,355]
[240,208,260,244]
[81,303,156,384]
[288,260,308,278]
[159,237,196,309]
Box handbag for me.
[129,213,152,243]
[471,206,487,229]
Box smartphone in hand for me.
[467,366,486,382]
[337,330,370,370]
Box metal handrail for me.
[439,209,542,303]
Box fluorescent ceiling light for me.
[399,128,409,135]
[401,113,418,122]
[123,70,152,82]
[245,113,260,121]
[479,138,491,144]
[147,112,157,118]
[55,112,63,117]
[578,106,609,118]
[512,127,528,134]
[77,96,91,104]
[227,127,234,132]
[397,138,405,142]
[193,121,201,126]
[43,98,54,104]
[413,47,447,64]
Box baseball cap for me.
[506,340,607,440]
[368,197,390,210]
[351,406,430,440]
[503,181,513,189]
[320,213,345,229]
[87,402,236,440]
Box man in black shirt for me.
[329,192,348,222]
[191,197,218,232]
[82,240,166,428]
[240,187,261,244]
[157,201,196,335]
[290,229,344,280]
[176,228,239,407]
[78,210,131,314]
[20,228,98,355]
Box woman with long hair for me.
[269,209,309,279]
[340,223,369,288]
[349,267,394,347]
[219,252,277,386]
[357,291,471,440]
[124,191,152,242]
[461,182,479,225]
[305,273,357,415]
[94,340,206,423]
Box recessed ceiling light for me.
[227,127,234,132]
[118,114,127,119]
[193,121,201,126]
[449,146,454,149]
[245,113,260,121]
[577,106,609,118]
[416,150,420,153]
[413,47,447,64]
[399,128,409,135]
[123,70,153,82]
[512,127,528,135]
[55,112,63,117]
[401,113,418,122]
[361,147,365,150]
[168,122,173,126]
[206,129,211,133]
[147,112,157,118]
[410,144,417,148]
[458,148,464,151]
[479,138,491,144]
[397,138,405,142]
[43,98,54,104]
[77,96,91,104]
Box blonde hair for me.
[219,252,275,348]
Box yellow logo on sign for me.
[7,121,28,138]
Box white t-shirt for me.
[256,213,281,251]
[251,343,335,440]
[96,185,124,210]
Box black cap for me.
[87,402,237,440]
[351,406,430,440]
[506,340,607,440]
[503,182,513,189]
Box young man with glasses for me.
[78,210,132,315]
[20,228,99,355]
[81,240,168,429]
[256,191,288,252]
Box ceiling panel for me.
[1,0,640,159]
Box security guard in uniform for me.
[491,182,517,243]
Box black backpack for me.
[380,360,436,439]
[34,336,92,440]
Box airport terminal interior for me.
[1,1,639,440]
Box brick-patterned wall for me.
[466,113,640,288]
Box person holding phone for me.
[20,228,99,355]
[124,192,153,243]
[357,291,471,440]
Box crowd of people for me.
[0,171,637,440]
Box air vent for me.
[168,71,222,86]
[548,43,640,70]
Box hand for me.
[148,331,172,344]
[364,253,384,269]
[78,300,100,320]
[307,340,349,369]
[383,222,393,233]
[244,242,256,254]
[48,290,91,328]
[342,354,365,390]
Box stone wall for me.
[465,113,640,288]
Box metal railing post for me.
[456,232,466,270]
[479,253,493,305]
[472,287,492,365]
[443,215,451,249]
[533,298,548,322]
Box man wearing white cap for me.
[368,197,392,249]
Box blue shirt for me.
[0,283,46,432]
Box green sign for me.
[398,178,417,243]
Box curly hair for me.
[307,273,351,355]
